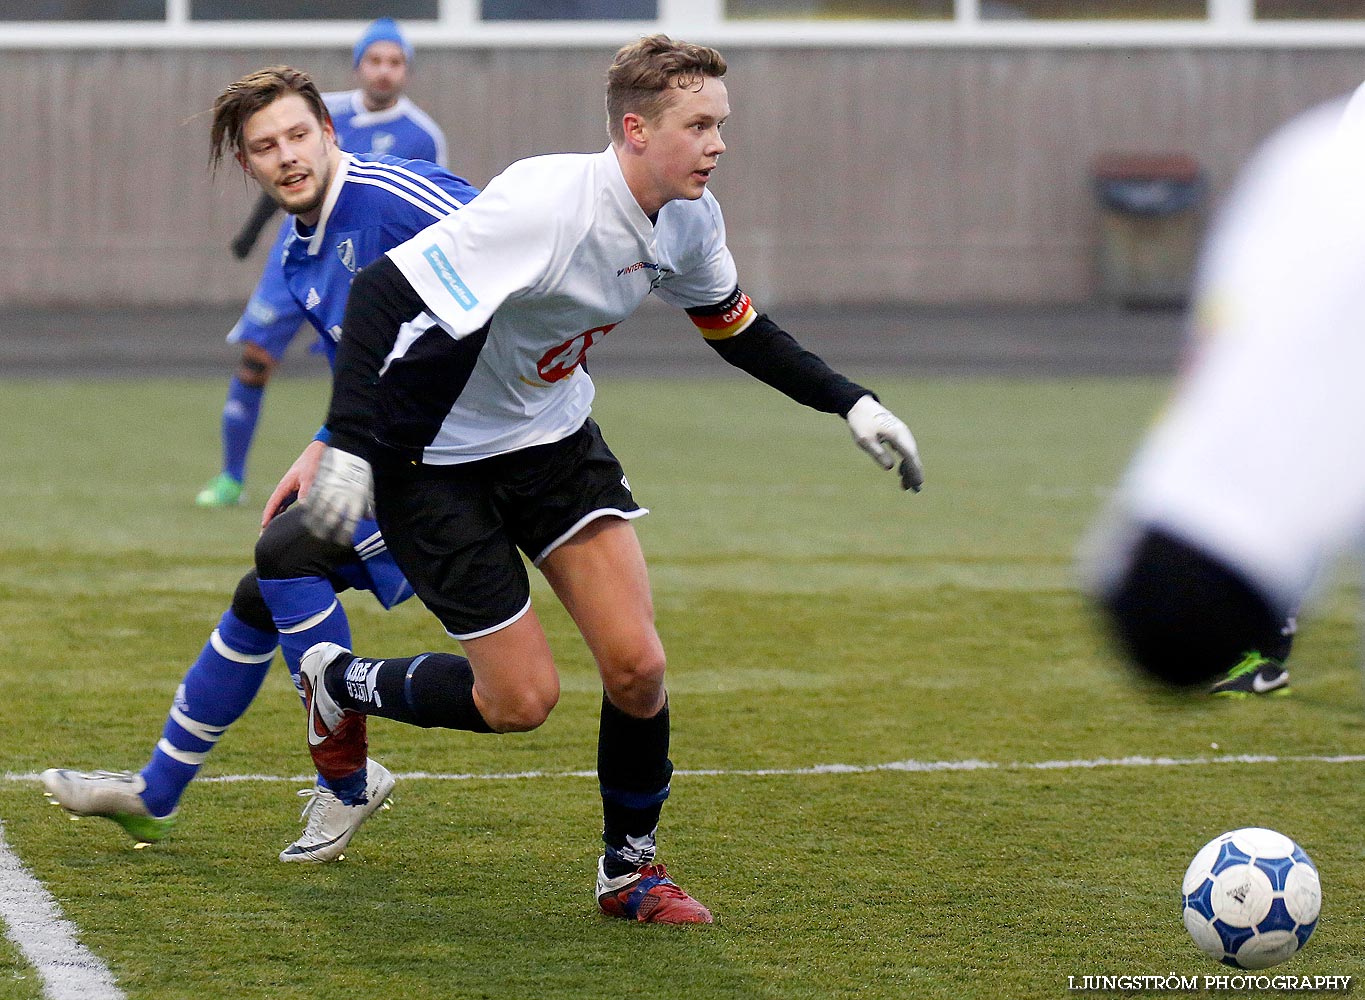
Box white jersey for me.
[1102,90,1365,608]
[385,146,741,463]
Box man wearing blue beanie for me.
[198,18,448,510]
[354,17,414,69]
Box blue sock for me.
[258,575,363,799]
[222,376,264,484]
[139,610,276,817]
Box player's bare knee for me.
[601,648,667,717]
[236,349,274,388]
[481,680,560,733]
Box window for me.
[190,0,436,19]
[981,0,1206,18]
[1255,0,1365,18]
[481,0,656,17]
[726,0,950,18]
[1,0,162,19]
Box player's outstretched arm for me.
[693,290,924,491]
[231,192,281,260]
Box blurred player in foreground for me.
[1086,84,1365,691]
[197,18,447,509]
[296,35,924,925]
[43,66,478,862]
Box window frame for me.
[5,0,1365,47]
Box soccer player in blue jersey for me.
[197,18,448,508]
[43,66,479,862]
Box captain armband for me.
[691,288,870,416]
[686,287,758,341]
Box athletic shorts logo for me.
[422,245,479,311]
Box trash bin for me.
[1093,152,1206,308]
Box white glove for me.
[846,394,924,492]
[301,447,373,545]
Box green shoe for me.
[1209,652,1291,698]
[41,768,178,846]
[195,472,244,508]
[112,811,179,847]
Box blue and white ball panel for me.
[1181,827,1320,970]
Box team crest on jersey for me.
[245,296,278,325]
[370,132,396,156]
[336,238,358,274]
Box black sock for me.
[1101,527,1284,687]
[598,692,672,877]
[326,652,494,732]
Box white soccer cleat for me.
[41,768,177,845]
[278,758,396,863]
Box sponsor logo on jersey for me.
[422,245,479,311]
[616,260,675,289]
[336,238,358,274]
[531,324,617,384]
[305,287,322,310]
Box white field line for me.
[2,752,1362,1000]
[0,819,126,1000]
[7,752,1365,788]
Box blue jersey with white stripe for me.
[273,153,477,367]
[228,92,455,356]
[324,90,448,167]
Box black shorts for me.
[371,418,645,640]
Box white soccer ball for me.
[1182,827,1321,970]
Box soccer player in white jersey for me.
[297,35,924,923]
[197,19,448,509]
[1085,85,1365,690]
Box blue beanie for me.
[353,18,413,68]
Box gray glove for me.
[301,447,373,545]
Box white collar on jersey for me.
[343,90,416,127]
[600,145,658,234]
[297,151,353,257]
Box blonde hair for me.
[605,35,727,144]
[210,65,330,170]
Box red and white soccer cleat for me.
[299,642,369,783]
[596,858,713,924]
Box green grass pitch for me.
[0,374,1361,999]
